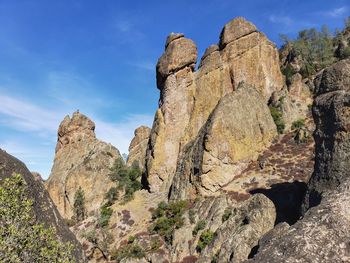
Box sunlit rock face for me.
[46,111,121,219]
[145,17,283,196]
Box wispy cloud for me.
[0,93,154,178]
[321,6,349,18]
[269,15,293,26]
[129,61,155,71]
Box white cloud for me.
[0,93,153,159]
[268,15,293,26]
[129,61,155,71]
[322,6,349,18]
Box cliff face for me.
[0,149,85,262]
[145,17,283,195]
[46,111,121,219]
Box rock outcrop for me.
[126,126,151,171]
[246,59,350,263]
[170,86,277,199]
[0,149,85,262]
[46,111,121,219]
[145,17,283,195]
[303,58,350,211]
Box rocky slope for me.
[0,149,85,262]
[46,111,121,219]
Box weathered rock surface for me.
[245,177,350,263]
[0,149,85,262]
[170,86,277,199]
[303,59,350,211]
[126,126,151,171]
[246,59,350,263]
[167,193,275,262]
[145,17,283,194]
[46,111,121,219]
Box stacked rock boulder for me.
[46,111,121,219]
[145,17,283,198]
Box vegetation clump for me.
[196,230,215,253]
[149,200,189,244]
[269,105,285,134]
[222,208,233,222]
[193,219,206,236]
[0,174,75,262]
[110,236,145,262]
[291,119,305,130]
[109,157,142,203]
[73,186,86,222]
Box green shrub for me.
[149,200,188,244]
[222,208,232,222]
[0,174,75,262]
[291,119,305,130]
[109,158,142,203]
[269,105,285,134]
[110,243,145,262]
[150,238,161,251]
[189,209,195,224]
[196,230,215,252]
[281,64,296,86]
[193,220,206,236]
[98,204,113,228]
[104,187,118,206]
[73,186,86,222]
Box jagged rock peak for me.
[156,33,197,89]
[55,111,96,153]
[219,16,258,48]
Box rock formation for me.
[46,111,121,219]
[0,149,85,262]
[145,17,283,195]
[303,58,350,211]
[246,59,350,263]
[126,126,151,171]
[170,85,277,199]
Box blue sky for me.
[0,0,349,179]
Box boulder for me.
[46,111,121,219]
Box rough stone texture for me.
[126,126,151,171]
[170,86,277,199]
[197,194,275,263]
[145,17,283,194]
[46,111,121,219]
[246,59,350,263]
[245,177,350,263]
[169,194,275,262]
[303,59,350,212]
[0,149,85,262]
[219,17,257,48]
[314,58,350,96]
[156,35,197,89]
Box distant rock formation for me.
[145,17,283,195]
[246,59,350,263]
[0,149,85,262]
[46,111,121,219]
[126,126,151,172]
